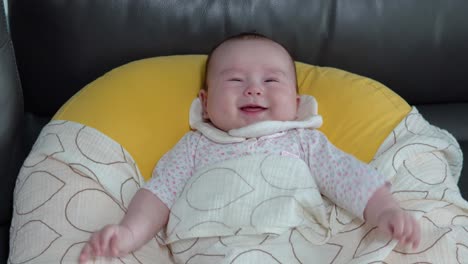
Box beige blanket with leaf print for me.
[9,107,467,264]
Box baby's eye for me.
[228,78,243,82]
[265,79,279,83]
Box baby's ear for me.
[198,90,209,119]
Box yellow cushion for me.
[296,62,411,163]
[53,55,411,181]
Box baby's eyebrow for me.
[219,68,244,76]
[265,69,287,76]
[218,68,289,77]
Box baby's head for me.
[200,33,300,132]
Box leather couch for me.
[1,0,467,262]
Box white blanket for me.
[8,121,172,264]
[9,107,467,263]
[164,153,330,242]
[166,107,468,263]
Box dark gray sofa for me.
[1,1,467,262]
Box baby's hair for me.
[203,32,298,91]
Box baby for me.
[79,33,420,263]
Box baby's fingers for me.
[99,226,117,255]
[389,216,405,240]
[410,216,421,249]
[88,233,102,256]
[110,233,120,256]
[79,243,92,264]
[398,214,421,249]
[401,214,414,243]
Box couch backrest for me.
[8,0,468,118]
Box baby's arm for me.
[364,184,421,249]
[300,130,420,249]
[79,188,169,263]
[78,132,197,263]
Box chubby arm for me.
[120,188,170,249]
[364,184,421,249]
[79,188,169,263]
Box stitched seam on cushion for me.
[0,0,8,48]
[366,79,403,110]
[6,39,24,105]
[1,2,23,105]
[0,0,6,30]
[0,39,6,49]
[0,1,24,103]
[317,1,336,65]
[2,4,24,112]
[364,78,411,162]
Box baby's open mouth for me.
[240,106,267,112]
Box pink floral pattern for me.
[144,129,385,218]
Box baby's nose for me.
[244,84,263,96]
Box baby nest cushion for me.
[13,55,468,264]
[9,55,414,263]
[53,55,411,181]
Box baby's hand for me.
[79,224,134,264]
[377,208,420,250]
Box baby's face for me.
[200,38,300,132]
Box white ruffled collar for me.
[189,95,323,143]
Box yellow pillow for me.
[53,55,410,181]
